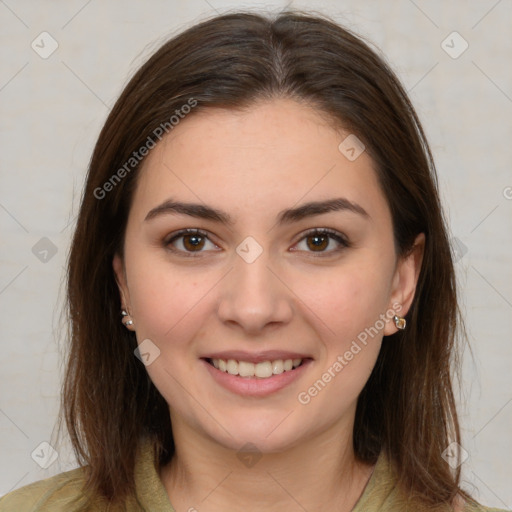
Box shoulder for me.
[0,466,101,512]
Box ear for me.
[383,232,425,335]
[113,252,131,313]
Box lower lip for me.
[201,358,313,397]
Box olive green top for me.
[0,439,508,511]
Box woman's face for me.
[114,98,423,453]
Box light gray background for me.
[1,0,511,508]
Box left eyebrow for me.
[277,197,369,223]
[144,197,369,225]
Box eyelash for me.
[163,228,350,258]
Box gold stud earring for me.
[121,309,135,330]
[393,315,406,330]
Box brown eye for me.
[165,229,217,256]
[181,233,206,251]
[306,233,329,251]
[293,228,349,255]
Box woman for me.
[0,9,506,512]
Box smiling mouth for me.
[204,357,310,379]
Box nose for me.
[216,246,294,335]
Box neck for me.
[159,413,375,512]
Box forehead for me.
[128,98,389,226]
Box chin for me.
[203,415,307,454]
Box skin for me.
[113,98,425,512]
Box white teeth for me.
[255,361,273,378]
[209,358,304,378]
[272,360,284,374]
[227,359,238,375]
[238,361,255,377]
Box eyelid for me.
[290,227,350,256]
[164,228,219,254]
[295,227,350,247]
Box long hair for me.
[60,9,472,508]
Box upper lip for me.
[201,350,312,364]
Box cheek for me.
[292,258,392,342]
[130,268,202,341]
[125,249,221,363]
[127,262,212,401]
[289,256,391,396]
[294,275,385,409]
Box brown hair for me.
[60,9,473,508]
